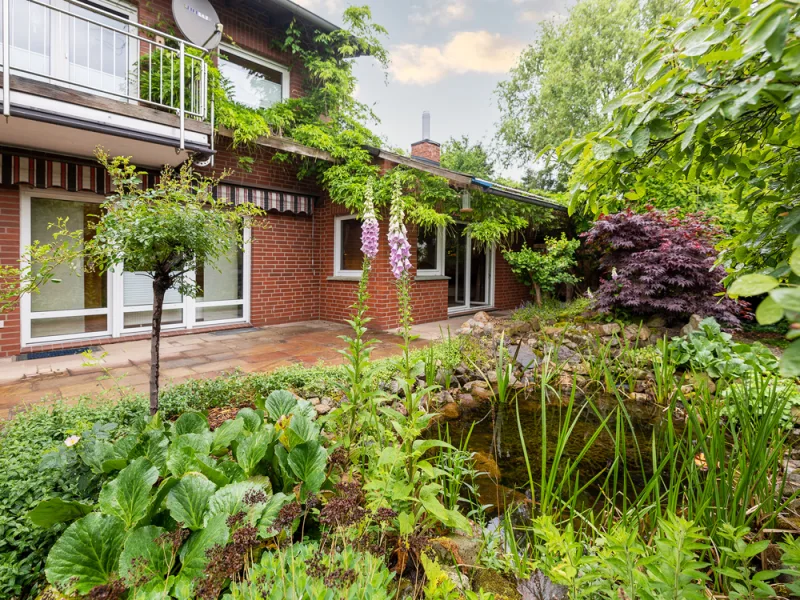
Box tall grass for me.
[499,362,798,595]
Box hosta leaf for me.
[28,498,94,528]
[264,390,298,420]
[176,513,229,590]
[287,441,327,495]
[172,412,209,436]
[728,274,779,297]
[206,480,271,526]
[119,525,170,589]
[211,418,244,453]
[166,474,217,530]
[173,433,212,456]
[99,457,159,529]
[45,513,126,595]
[167,446,199,478]
[285,414,318,450]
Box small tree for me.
[503,234,580,306]
[1,150,263,414]
[583,208,743,325]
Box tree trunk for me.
[149,278,168,415]
[533,282,543,307]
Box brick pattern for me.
[410,141,441,164]
[494,249,533,311]
[0,187,21,357]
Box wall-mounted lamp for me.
[460,189,473,213]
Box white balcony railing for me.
[0,0,211,149]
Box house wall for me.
[0,188,22,357]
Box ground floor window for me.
[333,215,363,277]
[21,191,250,345]
[444,224,493,314]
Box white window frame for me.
[20,188,251,347]
[446,224,496,316]
[20,187,113,346]
[416,225,445,277]
[219,42,291,108]
[333,215,363,278]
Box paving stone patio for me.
[0,320,445,418]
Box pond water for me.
[439,394,677,513]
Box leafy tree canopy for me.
[562,0,800,280]
[440,136,495,180]
[495,0,683,175]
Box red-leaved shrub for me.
[583,208,744,326]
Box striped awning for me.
[0,152,315,215]
[214,183,315,215]
[0,152,160,193]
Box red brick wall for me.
[494,250,533,311]
[0,187,21,357]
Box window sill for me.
[327,275,362,282]
[415,275,450,281]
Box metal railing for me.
[0,0,211,149]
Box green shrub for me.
[502,234,580,306]
[30,390,326,598]
[230,542,395,600]
[669,317,778,379]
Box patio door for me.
[445,224,493,314]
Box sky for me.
[292,0,574,179]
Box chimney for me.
[411,110,440,164]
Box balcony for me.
[0,0,213,166]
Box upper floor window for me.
[219,44,289,110]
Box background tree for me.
[502,234,580,306]
[440,136,495,179]
[1,151,263,413]
[495,0,683,186]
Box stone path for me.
[0,320,433,418]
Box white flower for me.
[64,435,81,447]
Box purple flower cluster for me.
[360,178,379,260]
[388,180,411,279]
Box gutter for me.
[471,178,567,212]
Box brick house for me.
[0,0,564,358]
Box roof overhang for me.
[256,0,340,34]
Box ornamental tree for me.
[0,150,263,414]
[502,234,580,306]
[583,208,743,325]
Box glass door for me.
[445,225,493,314]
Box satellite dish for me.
[172,0,222,49]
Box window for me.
[218,44,289,110]
[334,215,364,277]
[28,197,110,341]
[417,226,445,276]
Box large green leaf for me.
[45,513,127,595]
[728,274,779,297]
[119,525,170,589]
[166,474,217,530]
[28,498,94,528]
[172,412,209,436]
[264,390,297,419]
[98,457,159,529]
[285,414,318,450]
[756,296,784,325]
[780,340,800,378]
[173,432,212,456]
[78,439,118,474]
[206,480,271,526]
[176,513,229,590]
[287,441,327,495]
[129,430,170,474]
[211,418,244,453]
[770,287,800,312]
[167,445,199,478]
[236,428,274,476]
[237,408,263,432]
[256,492,293,538]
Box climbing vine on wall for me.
[211,6,562,243]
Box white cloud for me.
[410,0,472,26]
[390,31,524,85]
[290,0,347,16]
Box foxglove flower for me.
[388,180,411,279]
[360,178,379,260]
